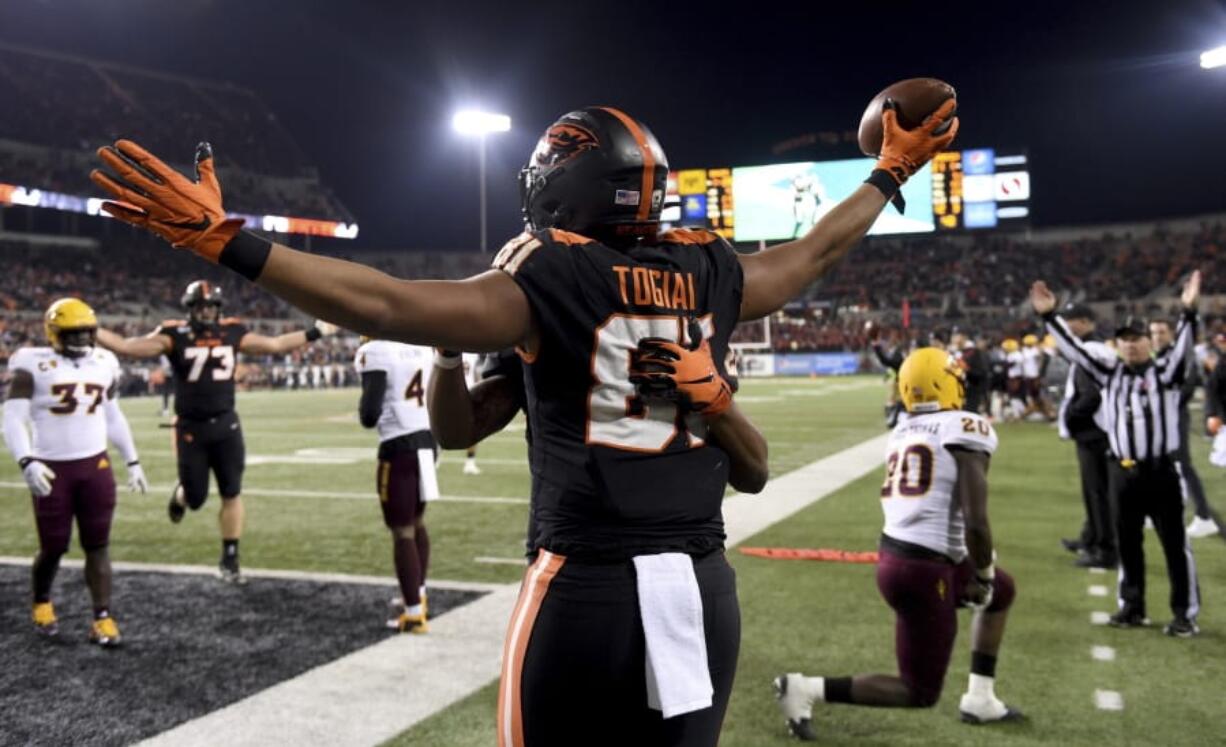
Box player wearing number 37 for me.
[3,298,148,647]
[775,348,1022,741]
[94,279,337,583]
[90,93,954,744]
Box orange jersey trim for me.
[597,107,655,223]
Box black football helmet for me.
[519,106,668,241]
[182,280,223,330]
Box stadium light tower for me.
[1201,45,1226,69]
[452,109,511,253]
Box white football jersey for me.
[1020,347,1044,378]
[8,346,121,461]
[1005,351,1024,378]
[354,340,433,442]
[880,409,998,562]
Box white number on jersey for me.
[587,313,713,452]
[184,345,236,382]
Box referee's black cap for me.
[1063,303,1096,321]
[1114,316,1147,339]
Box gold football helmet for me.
[1001,338,1020,353]
[1022,333,1039,347]
[898,347,965,413]
[44,298,98,357]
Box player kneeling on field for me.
[3,299,148,647]
[355,338,438,633]
[774,347,1022,740]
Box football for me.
[857,77,956,157]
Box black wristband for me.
[305,327,323,342]
[218,230,273,281]
[18,457,33,470]
[864,169,907,214]
[127,460,140,467]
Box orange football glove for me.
[875,97,959,186]
[630,328,732,417]
[90,140,244,262]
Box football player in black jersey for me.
[92,99,955,744]
[96,280,338,582]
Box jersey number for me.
[587,314,713,452]
[880,444,935,498]
[48,383,106,415]
[404,370,424,407]
[184,345,235,382]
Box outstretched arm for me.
[737,99,959,321]
[239,321,339,356]
[96,328,172,359]
[90,140,533,352]
[1030,280,1115,385]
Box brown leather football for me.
[858,78,956,157]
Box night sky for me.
[2,0,1224,250]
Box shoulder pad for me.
[161,319,187,329]
[659,228,722,245]
[941,411,998,455]
[220,317,244,326]
[544,228,596,246]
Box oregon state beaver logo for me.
[533,123,599,167]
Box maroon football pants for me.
[32,452,117,554]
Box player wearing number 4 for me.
[3,299,148,646]
[355,338,437,633]
[775,348,1022,741]
[96,280,338,583]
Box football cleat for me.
[32,602,59,636]
[386,597,405,629]
[1187,516,1220,539]
[958,693,1026,724]
[1107,608,1150,628]
[1163,617,1199,638]
[89,617,122,648]
[395,611,428,634]
[218,559,247,585]
[462,459,481,475]
[773,674,817,741]
[167,485,186,524]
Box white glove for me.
[126,462,148,493]
[21,459,56,498]
[314,320,340,337]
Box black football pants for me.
[1075,436,1115,559]
[499,550,740,747]
[1109,459,1201,619]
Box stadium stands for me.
[0,44,352,220]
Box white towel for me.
[632,552,713,718]
[417,448,440,502]
[1211,431,1226,468]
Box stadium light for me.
[452,109,511,252]
[1201,45,1226,69]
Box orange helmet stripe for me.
[598,106,655,223]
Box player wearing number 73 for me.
[775,348,1022,740]
[95,280,338,583]
[90,96,954,745]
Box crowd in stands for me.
[0,45,350,220]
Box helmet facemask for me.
[58,327,97,358]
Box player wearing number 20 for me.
[775,348,1022,741]
[3,298,148,647]
[96,280,337,582]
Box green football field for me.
[1,375,1223,746]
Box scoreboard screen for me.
[661,167,734,239]
[932,148,1030,230]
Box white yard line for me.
[0,556,503,595]
[1094,689,1125,711]
[0,482,527,506]
[473,556,529,566]
[1090,611,1111,625]
[128,433,889,747]
[1088,585,1109,597]
[1091,645,1116,662]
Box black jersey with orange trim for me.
[157,318,248,419]
[493,226,743,560]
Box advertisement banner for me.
[771,353,860,376]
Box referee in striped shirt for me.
[1031,271,1202,638]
